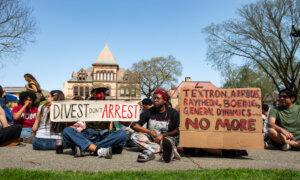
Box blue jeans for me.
[32,137,56,150]
[62,127,127,152]
[20,128,32,138]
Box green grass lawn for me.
[0,169,299,179]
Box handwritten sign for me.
[179,88,264,149]
[50,100,140,122]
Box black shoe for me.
[112,146,123,154]
[222,150,248,157]
[162,137,174,163]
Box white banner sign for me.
[50,100,140,122]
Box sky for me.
[0,0,257,91]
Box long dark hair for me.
[50,90,65,101]
[24,73,41,91]
[19,91,37,107]
[41,90,65,133]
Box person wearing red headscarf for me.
[131,88,181,163]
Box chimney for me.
[185,77,192,82]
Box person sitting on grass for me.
[12,91,38,142]
[31,90,65,150]
[141,98,153,111]
[268,88,300,151]
[131,88,181,163]
[0,106,22,146]
[0,86,18,126]
[62,84,127,158]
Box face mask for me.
[95,92,105,100]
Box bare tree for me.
[131,56,182,98]
[0,0,36,67]
[204,0,300,94]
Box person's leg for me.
[62,127,93,151]
[161,136,181,163]
[20,127,32,139]
[289,140,300,148]
[32,137,56,150]
[91,130,127,158]
[130,132,160,162]
[0,124,21,145]
[130,132,160,153]
[268,128,285,145]
[96,130,127,149]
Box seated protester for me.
[262,103,269,141]
[4,93,19,110]
[141,98,153,111]
[130,88,181,163]
[0,94,19,126]
[0,106,22,146]
[32,90,65,150]
[268,89,300,150]
[62,85,127,158]
[0,86,15,126]
[12,91,38,141]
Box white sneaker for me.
[97,147,112,159]
[173,147,181,160]
[282,144,291,151]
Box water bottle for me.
[56,133,63,154]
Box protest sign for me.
[50,100,140,122]
[179,88,264,149]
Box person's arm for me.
[154,129,179,143]
[268,116,294,140]
[131,123,157,137]
[32,107,42,134]
[13,100,31,120]
[154,109,180,143]
[26,82,38,92]
[131,110,157,137]
[0,106,9,128]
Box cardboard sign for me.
[50,100,140,122]
[179,88,264,150]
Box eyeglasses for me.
[279,95,289,99]
[152,96,163,101]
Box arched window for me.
[85,87,89,98]
[79,87,84,96]
[120,88,125,96]
[108,73,112,81]
[131,89,136,96]
[125,88,130,95]
[73,86,79,96]
[110,72,113,81]
[100,72,103,80]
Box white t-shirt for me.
[35,105,60,139]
